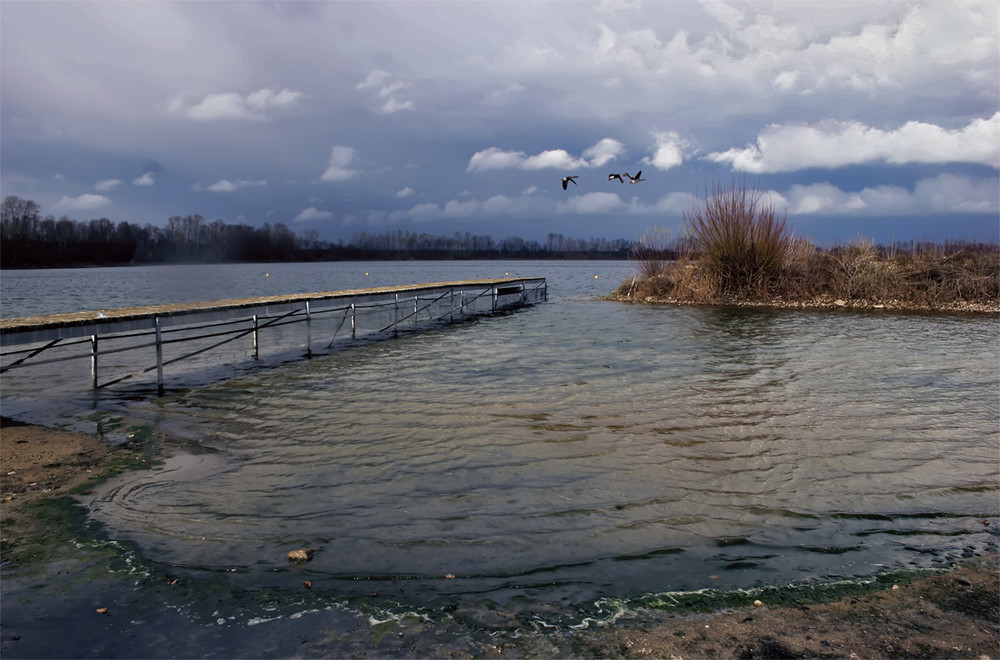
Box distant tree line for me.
[1,196,641,268]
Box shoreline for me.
[1,421,997,658]
[604,292,1000,314]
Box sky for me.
[1,0,998,245]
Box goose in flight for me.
[608,173,625,184]
[624,171,646,183]
[561,175,579,190]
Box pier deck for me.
[1,277,546,393]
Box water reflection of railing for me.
[0,277,546,394]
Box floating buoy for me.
[594,275,599,279]
[265,273,270,277]
[302,580,312,589]
[365,272,369,276]
[96,607,109,615]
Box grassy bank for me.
[611,180,999,313]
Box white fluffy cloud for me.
[396,187,415,198]
[133,172,156,186]
[293,207,334,222]
[708,113,1000,172]
[94,178,124,192]
[558,191,627,214]
[321,146,359,182]
[169,88,305,121]
[643,131,689,170]
[776,174,999,216]
[467,138,625,172]
[200,179,267,193]
[356,70,415,115]
[398,173,996,224]
[53,193,111,212]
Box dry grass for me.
[628,225,677,280]
[619,237,1000,311]
[615,180,999,311]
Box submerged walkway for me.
[1,277,546,393]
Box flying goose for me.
[561,175,579,190]
[608,173,625,183]
[624,171,646,183]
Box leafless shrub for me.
[683,177,790,298]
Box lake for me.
[1,261,997,657]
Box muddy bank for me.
[572,560,999,658]
[0,418,154,565]
[1,421,997,658]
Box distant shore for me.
[2,420,997,658]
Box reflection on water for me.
[2,262,998,653]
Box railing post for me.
[90,335,99,389]
[350,303,356,339]
[154,316,164,396]
[305,301,312,356]
[251,314,259,359]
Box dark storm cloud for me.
[1,0,997,242]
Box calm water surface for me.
[1,261,997,657]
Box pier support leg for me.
[351,304,356,339]
[251,315,259,359]
[305,301,312,357]
[90,335,99,389]
[154,317,164,396]
[393,294,399,337]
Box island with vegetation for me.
[609,179,999,314]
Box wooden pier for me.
[1,277,546,394]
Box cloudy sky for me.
[2,0,997,245]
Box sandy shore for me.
[1,421,997,659]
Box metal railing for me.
[1,278,546,394]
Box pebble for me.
[753,600,764,607]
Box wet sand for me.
[2,421,997,659]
